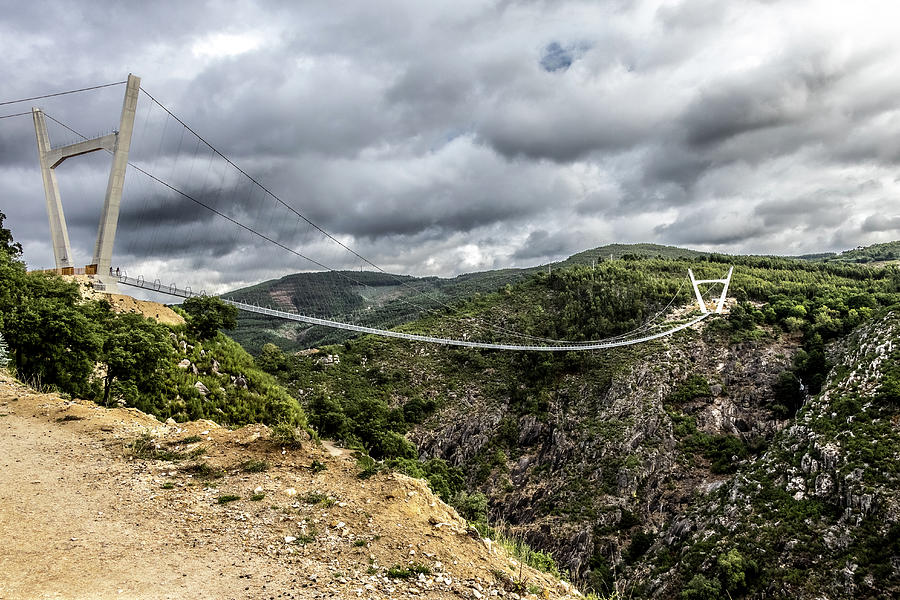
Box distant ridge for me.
[224,240,897,353]
[561,243,706,266]
[794,240,900,264]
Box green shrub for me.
[625,530,654,563]
[669,375,712,404]
[181,296,238,340]
[453,491,488,524]
[270,420,305,447]
[240,459,269,473]
[681,573,722,600]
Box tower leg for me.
[715,266,733,313]
[688,268,707,313]
[92,73,141,292]
[32,109,74,270]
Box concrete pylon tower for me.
[32,73,141,292]
[688,266,733,314]
[32,109,75,269]
[92,73,140,287]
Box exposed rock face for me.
[639,311,900,599]
[410,323,799,584]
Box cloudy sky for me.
[2,0,900,294]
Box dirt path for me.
[0,385,308,599]
[0,375,578,600]
[320,440,348,457]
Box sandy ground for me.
[0,375,579,600]
[65,275,185,326]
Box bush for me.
[625,530,654,563]
[717,549,757,594]
[269,420,305,447]
[453,491,488,524]
[388,456,466,503]
[181,296,238,340]
[669,375,712,404]
[681,573,722,600]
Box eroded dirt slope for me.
[0,374,578,600]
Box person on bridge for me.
[115,267,120,277]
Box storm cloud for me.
[2,0,900,294]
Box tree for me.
[98,312,173,406]
[0,210,22,259]
[181,296,238,340]
[4,289,101,396]
[681,573,722,600]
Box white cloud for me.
[2,0,900,296]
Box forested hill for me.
[227,240,900,354]
[795,240,900,264]
[226,243,707,353]
[257,252,900,598]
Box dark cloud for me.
[754,194,850,229]
[862,214,900,233]
[654,209,770,246]
[2,1,899,294]
[513,229,572,259]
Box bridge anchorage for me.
[32,74,140,293]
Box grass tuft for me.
[181,462,224,479]
[56,414,83,422]
[239,459,269,473]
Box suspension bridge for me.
[2,74,733,351]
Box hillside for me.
[795,240,900,264]
[260,253,900,597]
[0,373,579,600]
[639,308,900,598]
[228,241,900,357]
[226,243,708,353]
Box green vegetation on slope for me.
[258,250,900,597]
[650,310,900,599]
[797,240,900,264]
[0,213,305,429]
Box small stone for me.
[284,536,296,543]
[284,488,297,497]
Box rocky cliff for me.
[637,310,900,598]
[409,315,802,594]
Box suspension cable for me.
[136,86,555,342]
[0,81,126,107]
